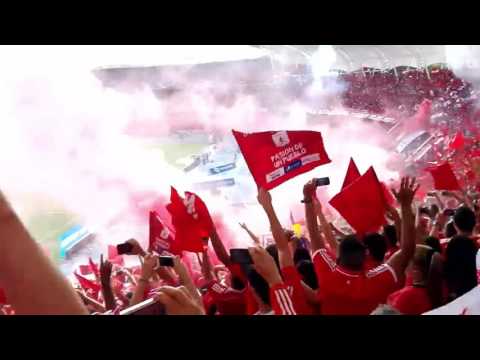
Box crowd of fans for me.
[0,171,479,315]
[340,65,476,126]
[0,65,479,316]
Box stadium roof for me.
[255,45,449,71]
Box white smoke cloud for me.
[0,45,399,261]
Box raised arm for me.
[386,205,402,243]
[239,222,261,246]
[387,177,419,282]
[99,255,116,311]
[248,246,296,315]
[257,188,293,268]
[130,254,157,307]
[209,226,231,267]
[198,248,215,283]
[313,197,337,256]
[329,222,347,238]
[0,191,87,314]
[173,256,202,306]
[303,180,325,253]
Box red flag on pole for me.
[329,167,387,235]
[341,158,361,190]
[232,129,331,190]
[149,211,182,255]
[425,162,461,191]
[167,187,213,253]
[74,272,101,294]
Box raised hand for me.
[154,286,205,315]
[257,187,273,208]
[303,179,317,201]
[248,246,282,286]
[99,254,112,287]
[313,197,323,212]
[391,176,419,208]
[141,253,158,281]
[126,238,146,256]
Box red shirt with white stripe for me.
[364,256,383,271]
[270,283,297,315]
[281,266,314,315]
[384,246,399,260]
[205,280,246,315]
[313,249,398,315]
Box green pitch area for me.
[19,141,208,264]
[144,142,207,169]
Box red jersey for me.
[281,266,314,315]
[206,280,246,315]
[387,285,432,314]
[364,255,382,271]
[313,249,399,315]
[270,283,297,315]
[385,246,399,260]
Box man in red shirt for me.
[386,245,435,314]
[304,176,418,315]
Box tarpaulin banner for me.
[232,129,331,190]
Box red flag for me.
[149,211,182,255]
[341,158,361,190]
[329,167,387,235]
[88,257,100,278]
[74,272,101,294]
[425,162,461,191]
[78,264,92,276]
[380,181,396,207]
[167,187,213,253]
[0,288,7,304]
[449,131,465,150]
[108,245,125,267]
[232,129,331,190]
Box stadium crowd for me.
[0,66,479,316]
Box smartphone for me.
[443,208,455,217]
[314,177,330,187]
[117,242,133,255]
[230,248,253,265]
[158,256,174,267]
[119,298,166,316]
